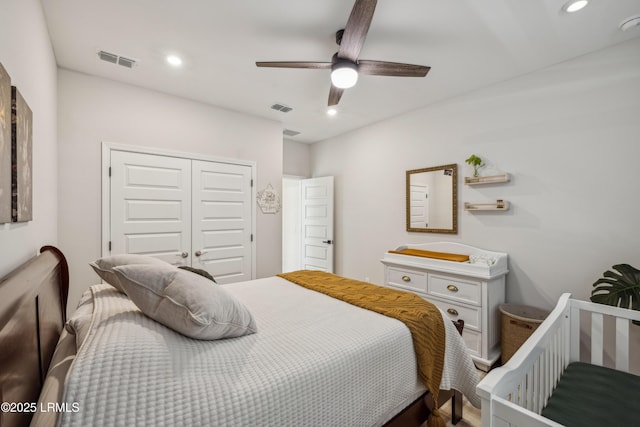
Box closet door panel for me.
[192,160,252,283]
[110,151,192,265]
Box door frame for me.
[101,142,257,279]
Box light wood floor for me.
[440,394,481,427]
[439,370,485,427]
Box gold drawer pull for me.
[447,308,459,316]
[401,275,411,282]
[446,284,459,292]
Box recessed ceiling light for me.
[562,0,589,13]
[327,108,338,116]
[166,55,183,66]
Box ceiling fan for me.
[256,0,430,106]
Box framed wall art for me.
[11,85,32,222]
[0,63,11,223]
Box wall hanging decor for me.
[0,63,11,223]
[257,183,281,214]
[11,85,33,222]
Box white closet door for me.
[301,176,334,272]
[192,160,252,284]
[110,151,192,265]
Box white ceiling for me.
[41,0,640,143]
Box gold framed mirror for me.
[406,164,457,234]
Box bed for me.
[0,247,480,427]
[477,293,640,427]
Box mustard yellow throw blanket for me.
[278,270,447,427]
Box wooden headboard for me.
[0,246,69,427]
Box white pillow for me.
[112,263,257,340]
[90,254,168,293]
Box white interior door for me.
[301,176,334,272]
[110,151,192,265]
[191,160,252,284]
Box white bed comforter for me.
[57,277,479,427]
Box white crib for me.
[477,293,640,426]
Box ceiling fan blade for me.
[328,85,344,106]
[256,61,332,70]
[357,60,430,77]
[338,0,377,61]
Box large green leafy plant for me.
[591,264,640,325]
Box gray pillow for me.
[90,254,168,293]
[112,263,257,340]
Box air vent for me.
[271,103,293,113]
[98,50,137,68]
[117,56,136,68]
[283,129,300,137]
[98,51,118,64]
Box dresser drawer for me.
[461,329,482,357]
[429,274,481,305]
[429,298,481,331]
[387,268,428,293]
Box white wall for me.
[311,38,640,310]
[283,139,311,177]
[0,0,58,278]
[58,70,283,313]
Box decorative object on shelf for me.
[257,183,281,214]
[464,200,510,211]
[11,85,33,222]
[465,154,484,178]
[0,63,11,224]
[464,173,510,185]
[591,263,640,325]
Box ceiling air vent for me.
[283,129,300,137]
[271,103,293,113]
[98,51,118,64]
[117,56,136,68]
[98,50,137,68]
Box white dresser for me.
[381,242,508,371]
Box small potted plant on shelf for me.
[465,154,484,179]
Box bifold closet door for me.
[191,160,252,284]
[110,151,192,266]
[110,150,253,283]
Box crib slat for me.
[570,305,580,362]
[533,358,540,414]
[616,317,629,371]
[591,312,603,366]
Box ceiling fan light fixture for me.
[331,61,358,89]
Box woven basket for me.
[500,304,549,364]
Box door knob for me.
[195,250,208,257]
[180,252,188,258]
[322,240,333,244]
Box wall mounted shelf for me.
[464,173,510,185]
[464,201,510,211]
